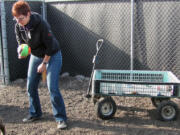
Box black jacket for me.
[15,12,60,58]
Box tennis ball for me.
[18,44,31,57]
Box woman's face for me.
[14,12,30,26]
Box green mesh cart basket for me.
[91,69,180,121]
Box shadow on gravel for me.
[113,105,180,128]
[67,118,180,135]
[0,105,53,124]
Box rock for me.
[60,72,70,78]
[85,77,90,81]
[13,79,25,84]
[75,75,85,82]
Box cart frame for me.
[91,69,180,121]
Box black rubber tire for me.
[151,97,170,107]
[157,100,179,121]
[95,97,116,120]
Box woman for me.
[12,0,67,129]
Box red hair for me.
[12,0,31,17]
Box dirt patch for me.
[0,76,180,135]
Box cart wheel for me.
[157,100,179,121]
[95,97,116,120]
[151,97,170,107]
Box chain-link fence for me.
[0,0,180,84]
[47,0,180,78]
[133,0,180,74]
[47,0,132,76]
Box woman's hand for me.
[38,55,50,73]
[37,63,46,73]
[18,55,27,59]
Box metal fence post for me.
[42,0,47,20]
[0,1,5,84]
[130,0,134,71]
[1,0,10,85]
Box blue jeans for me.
[27,51,67,122]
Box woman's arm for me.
[15,24,25,45]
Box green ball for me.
[20,44,29,57]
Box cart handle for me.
[96,39,104,52]
[86,39,104,98]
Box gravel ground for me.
[0,76,180,135]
